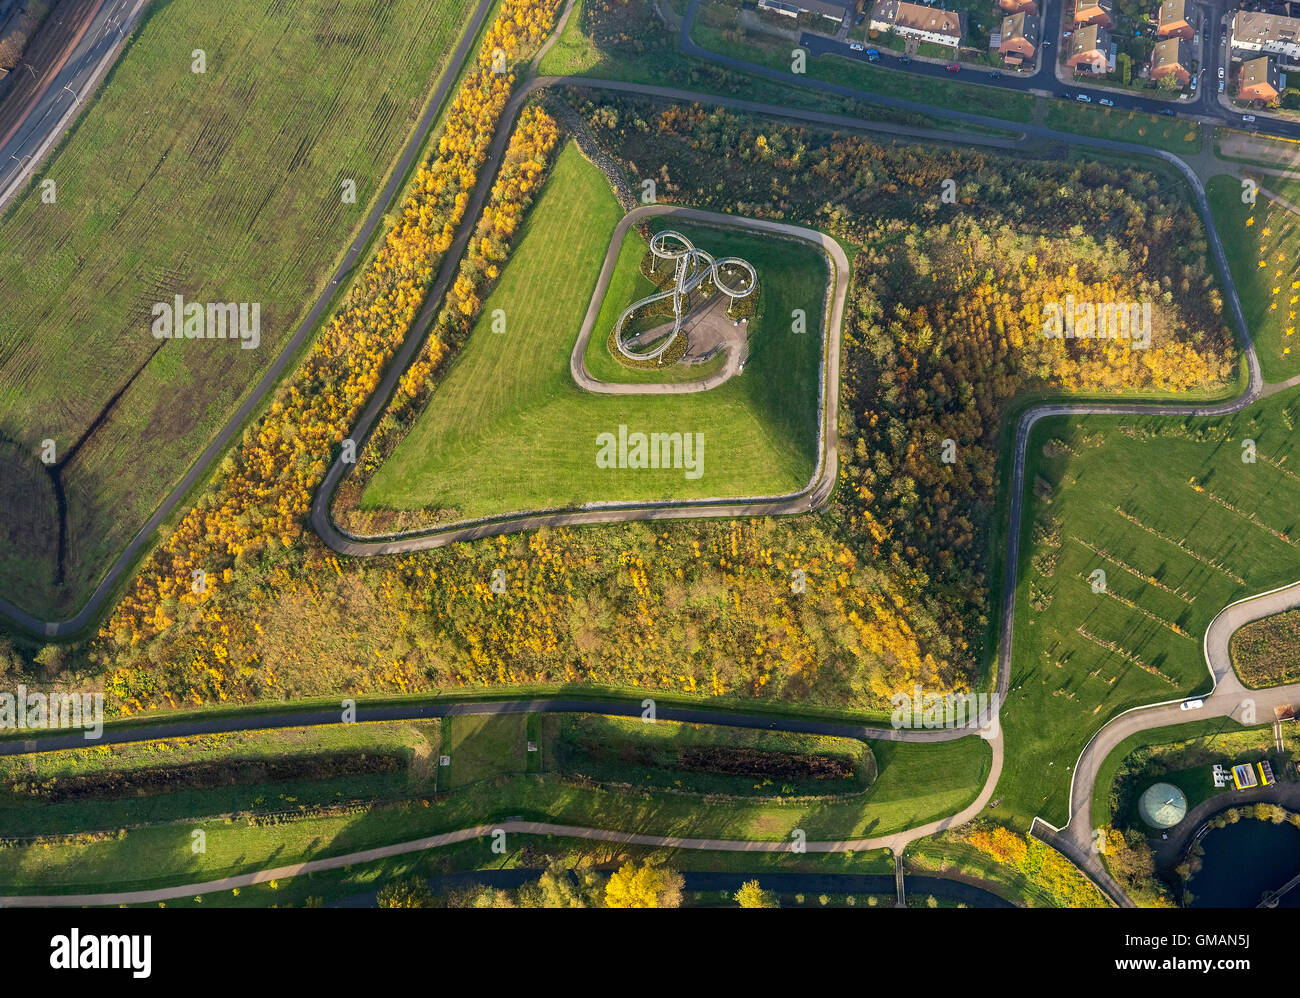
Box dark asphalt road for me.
[0,693,959,758]
[789,0,1295,137]
[0,0,146,210]
[0,0,498,638]
[0,0,1270,638]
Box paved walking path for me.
[0,728,1001,907]
[1033,577,1300,904]
[314,205,847,555]
[0,0,500,637]
[6,0,1300,910]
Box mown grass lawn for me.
[1206,174,1300,384]
[0,722,442,837]
[689,17,1034,124]
[0,721,989,894]
[1044,103,1200,155]
[443,713,529,789]
[0,0,480,617]
[361,140,829,517]
[995,389,1300,828]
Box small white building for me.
[758,0,855,27]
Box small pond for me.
[1187,818,1300,908]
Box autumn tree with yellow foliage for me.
[604,860,684,909]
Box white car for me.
[1076,93,1092,102]
[1218,66,1225,79]
[1180,699,1205,711]
[849,42,864,52]
[1099,97,1114,106]
[1243,114,1256,123]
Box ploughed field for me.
[0,0,478,617]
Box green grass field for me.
[360,141,829,517]
[1044,103,1201,155]
[996,389,1300,827]
[0,0,480,616]
[443,713,529,789]
[1206,174,1300,384]
[1100,718,1294,831]
[688,16,1034,124]
[0,712,989,894]
[0,721,442,837]
[118,835,896,908]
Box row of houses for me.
[1225,7,1300,104]
[868,0,965,48]
[760,0,1285,100]
[1231,9,1300,62]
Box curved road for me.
[0,726,1001,907]
[0,0,498,637]
[1034,577,1300,904]
[314,205,847,553]
[3,0,1300,908]
[2,0,1259,635]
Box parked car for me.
[865,47,880,62]
[1159,107,1176,115]
[849,42,865,52]
[1099,97,1114,106]
[1076,93,1092,102]
[1190,76,1197,91]
[899,55,911,63]
[989,70,1001,78]
[1218,80,1225,92]
[1243,114,1256,122]
[1218,66,1225,79]
[1180,699,1205,711]
[945,62,961,71]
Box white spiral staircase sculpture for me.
[614,230,757,363]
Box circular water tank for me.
[1139,782,1188,829]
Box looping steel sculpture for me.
[614,230,757,363]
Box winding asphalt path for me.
[0,725,1000,906]
[1,0,1245,634]
[0,0,498,637]
[1033,578,1300,905]
[314,204,847,554]
[5,0,1300,908]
